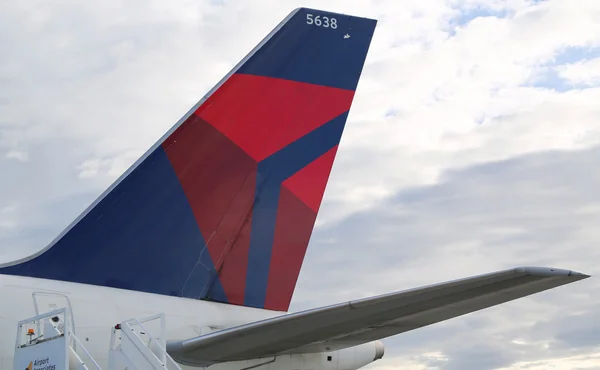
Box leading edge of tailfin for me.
[0,8,377,312]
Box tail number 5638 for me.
[306,14,338,29]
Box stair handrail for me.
[68,328,102,370]
[120,314,182,370]
[14,307,102,370]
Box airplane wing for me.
[167,266,589,366]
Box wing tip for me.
[515,266,591,279]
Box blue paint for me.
[238,8,377,91]
[0,147,223,299]
[243,112,349,308]
[182,247,228,300]
[205,270,228,303]
[0,8,376,308]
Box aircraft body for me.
[0,7,589,370]
[1,275,386,370]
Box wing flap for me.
[167,267,588,366]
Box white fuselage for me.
[0,275,380,370]
[0,274,275,369]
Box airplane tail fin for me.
[0,8,377,312]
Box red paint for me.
[197,73,355,161]
[162,74,354,309]
[264,186,319,311]
[215,211,255,305]
[162,117,256,303]
[283,146,339,213]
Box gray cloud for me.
[2,1,600,369]
[294,146,600,369]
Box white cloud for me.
[0,204,18,230]
[4,150,28,162]
[296,146,600,369]
[498,351,600,370]
[1,0,600,369]
[556,57,600,86]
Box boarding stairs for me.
[13,308,182,370]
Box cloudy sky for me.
[1,0,600,369]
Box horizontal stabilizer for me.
[167,267,589,366]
